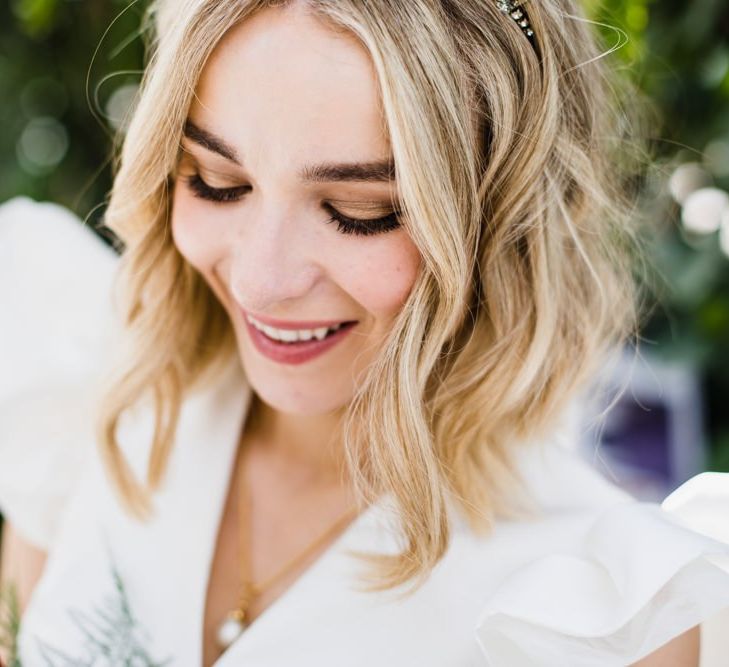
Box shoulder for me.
[0,196,119,383]
[460,441,729,666]
[0,195,118,293]
[0,197,119,551]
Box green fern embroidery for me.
[15,537,174,667]
[32,561,173,667]
[0,579,21,667]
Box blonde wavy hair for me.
[98,0,648,593]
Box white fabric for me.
[2,197,729,665]
[0,196,118,551]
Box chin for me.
[251,379,350,417]
[235,354,345,417]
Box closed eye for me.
[181,172,402,237]
[322,204,401,237]
[183,172,249,202]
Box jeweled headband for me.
[495,0,535,43]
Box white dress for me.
[2,196,729,667]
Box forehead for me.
[189,5,392,171]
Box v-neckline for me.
[209,492,384,666]
[188,358,390,665]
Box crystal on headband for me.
[495,0,536,43]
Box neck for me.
[244,393,350,487]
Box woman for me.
[2,0,729,664]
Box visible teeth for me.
[312,327,328,341]
[246,315,346,343]
[262,324,281,339]
[277,328,299,342]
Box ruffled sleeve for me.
[474,470,729,666]
[0,196,119,552]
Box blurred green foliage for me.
[585,0,729,470]
[0,0,146,224]
[0,0,728,467]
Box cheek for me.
[344,234,422,320]
[170,186,225,273]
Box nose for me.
[228,204,323,314]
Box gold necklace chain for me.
[236,468,360,604]
[215,444,360,650]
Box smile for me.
[244,316,358,365]
[246,314,351,342]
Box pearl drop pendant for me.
[216,608,247,649]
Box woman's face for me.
[171,4,422,416]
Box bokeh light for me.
[16,116,69,175]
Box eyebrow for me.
[182,119,396,183]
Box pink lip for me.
[244,317,357,365]
[241,308,357,330]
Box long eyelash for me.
[323,205,402,237]
[182,171,401,236]
[183,173,249,202]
